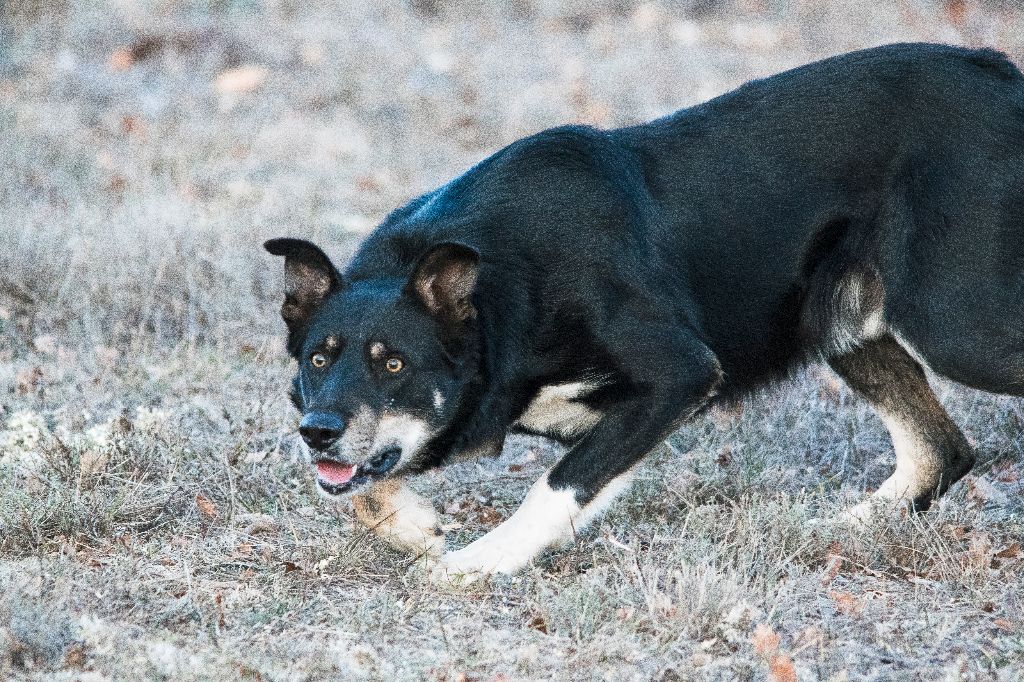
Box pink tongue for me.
[316,461,355,485]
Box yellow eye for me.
[385,357,404,373]
[310,353,327,368]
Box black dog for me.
[267,43,1024,581]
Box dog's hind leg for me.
[828,336,975,521]
[352,478,445,558]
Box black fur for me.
[268,43,1024,505]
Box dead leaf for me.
[527,613,548,634]
[944,0,968,28]
[109,48,134,71]
[821,542,844,586]
[63,643,88,669]
[475,506,503,524]
[943,524,970,541]
[751,623,780,656]
[105,174,128,194]
[215,66,268,95]
[768,654,797,682]
[829,591,863,616]
[995,543,1021,559]
[967,531,993,568]
[120,115,146,136]
[196,493,219,521]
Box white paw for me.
[384,510,445,558]
[427,536,528,586]
[837,500,875,526]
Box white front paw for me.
[427,536,528,586]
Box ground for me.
[2,1,1024,680]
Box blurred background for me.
[2,0,1023,352]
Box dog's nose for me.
[299,412,345,450]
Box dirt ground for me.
[2,1,1024,680]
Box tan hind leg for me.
[351,479,444,557]
[828,336,975,520]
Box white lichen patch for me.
[0,410,48,471]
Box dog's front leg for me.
[352,478,444,558]
[431,325,722,583]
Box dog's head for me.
[265,237,481,498]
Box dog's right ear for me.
[264,238,343,335]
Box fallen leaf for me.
[475,506,503,524]
[109,48,134,71]
[751,623,780,656]
[994,543,1021,559]
[829,591,863,616]
[768,654,797,682]
[944,0,968,28]
[821,542,844,586]
[196,493,219,521]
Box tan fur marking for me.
[352,478,443,556]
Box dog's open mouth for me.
[314,447,402,496]
[316,460,357,485]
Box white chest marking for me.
[515,381,603,440]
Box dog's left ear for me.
[405,242,480,326]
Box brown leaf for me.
[475,506,503,524]
[821,542,844,586]
[282,560,300,573]
[994,618,1016,632]
[751,623,780,656]
[944,0,968,28]
[995,543,1021,559]
[829,591,863,616]
[768,654,797,682]
[527,613,549,634]
[63,643,88,669]
[195,493,219,521]
[105,174,128,194]
[943,524,970,541]
[109,48,134,71]
[120,115,146,136]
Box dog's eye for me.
[310,352,327,368]
[385,357,404,373]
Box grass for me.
[2,1,1024,679]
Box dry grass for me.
[2,1,1024,680]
